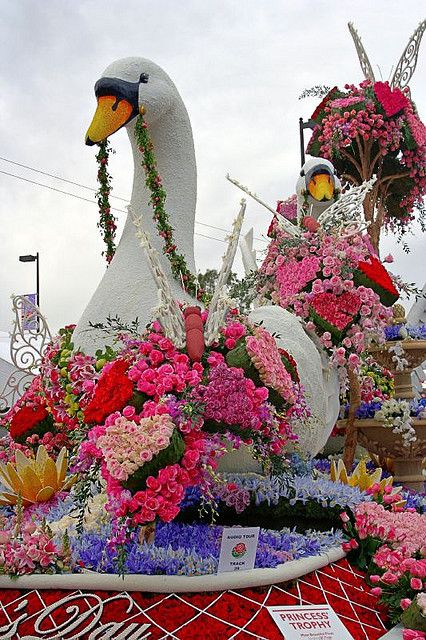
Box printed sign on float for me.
[268,604,355,639]
[217,526,260,573]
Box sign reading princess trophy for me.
[217,526,260,573]
[268,605,354,639]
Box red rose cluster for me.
[84,360,134,425]
[9,405,49,439]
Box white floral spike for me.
[226,174,301,237]
[316,176,377,233]
[129,206,185,348]
[204,199,246,346]
[240,228,258,275]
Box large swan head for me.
[85,57,176,145]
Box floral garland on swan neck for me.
[95,117,206,303]
[134,114,207,303]
[95,141,117,264]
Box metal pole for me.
[299,117,305,167]
[36,252,40,332]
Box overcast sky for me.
[0,0,425,337]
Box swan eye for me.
[140,73,149,84]
[300,170,305,177]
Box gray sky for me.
[0,0,425,335]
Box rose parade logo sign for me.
[231,542,247,559]
[218,526,260,573]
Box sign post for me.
[268,604,355,639]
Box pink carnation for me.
[246,327,297,404]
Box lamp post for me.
[18,252,40,331]
[298,117,316,166]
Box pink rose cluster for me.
[354,501,426,556]
[259,226,392,372]
[275,256,320,308]
[119,428,208,525]
[128,333,203,397]
[0,522,65,575]
[276,194,298,221]
[221,319,247,350]
[318,84,405,156]
[342,500,426,623]
[246,326,297,404]
[79,402,210,528]
[403,630,426,640]
[96,412,175,481]
[310,290,361,330]
[192,361,269,431]
[371,546,426,585]
[120,463,193,524]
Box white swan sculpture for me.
[73,58,198,355]
[73,56,339,456]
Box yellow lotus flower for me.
[0,446,76,507]
[330,458,402,496]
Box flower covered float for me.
[1,311,306,554]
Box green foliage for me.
[135,115,207,304]
[197,268,256,314]
[178,492,344,531]
[73,461,102,535]
[298,85,331,100]
[88,315,141,337]
[95,140,116,264]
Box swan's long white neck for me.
[72,99,197,355]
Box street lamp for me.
[18,252,40,331]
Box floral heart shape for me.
[310,291,362,332]
[357,256,398,294]
[355,256,399,307]
[276,256,320,299]
[374,82,408,117]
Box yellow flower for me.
[0,446,76,507]
[330,458,402,497]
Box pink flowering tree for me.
[308,81,426,250]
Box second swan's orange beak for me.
[307,173,334,202]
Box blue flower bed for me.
[341,397,426,420]
[70,521,344,575]
[384,323,426,341]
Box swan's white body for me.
[72,58,197,355]
[74,57,338,456]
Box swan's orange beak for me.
[307,173,334,202]
[85,96,134,145]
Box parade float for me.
[0,20,425,640]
